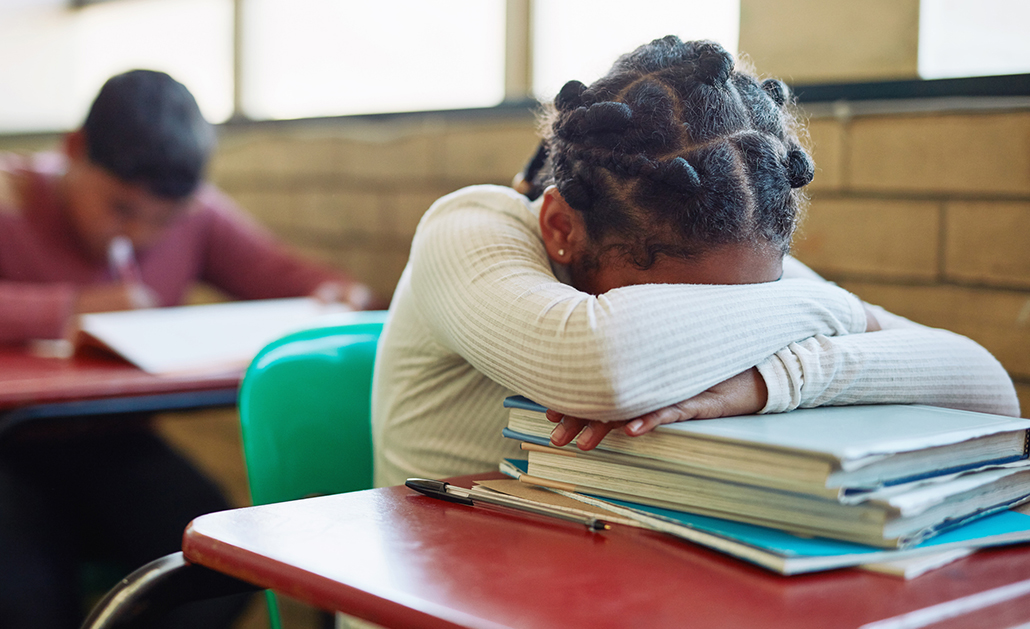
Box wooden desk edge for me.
[182,519,504,629]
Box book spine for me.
[1024,429,1029,459]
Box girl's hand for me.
[546,367,768,451]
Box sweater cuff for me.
[756,348,804,414]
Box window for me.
[0,0,742,132]
[239,0,506,120]
[919,0,1030,79]
[0,0,233,132]
[531,0,740,101]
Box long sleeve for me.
[407,186,869,420]
[195,188,355,301]
[756,278,1020,418]
[0,281,77,343]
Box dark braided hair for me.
[534,36,814,269]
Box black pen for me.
[405,478,610,532]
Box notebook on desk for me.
[495,458,1030,575]
[77,297,349,376]
[503,396,1030,496]
[498,396,1030,573]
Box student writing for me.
[0,70,379,629]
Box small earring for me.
[558,248,566,257]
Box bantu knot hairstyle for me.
[535,36,814,268]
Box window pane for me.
[240,0,507,120]
[920,0,1030,79]
[532,0,740,102]
[0,0,233,133]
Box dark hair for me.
[83,70,215,199]
[536,36,814,268]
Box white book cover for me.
[649,405,1030,468]
[77,297,349,376]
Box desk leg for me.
[80,551,260,629]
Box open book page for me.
[77,297,349,376]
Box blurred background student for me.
[0,69,379,629]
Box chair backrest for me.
[238,310,388,506]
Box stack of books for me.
[499,396,1030,574]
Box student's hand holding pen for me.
[73,236,158,315]
[311,280,387,311]
[72,282,157,315]
[547,367,769,451]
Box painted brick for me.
[230,189,296,231]
[740,0,919,82]
[848,112,1030,195]
[440,123,539,185]
[293,244,343,269]
[945,201,1030,288]
[210,132,337,178]
[838,281,1030,380]
[0,136,57,153]
[805,118,845,192]
[364,249,411,300]
[1015,382,1030,419]
[292,190,344,239]
[294,190,386,239]
[336,133,438,182]
[334,246,410,300]
[380,189,453,241]
[793,198,939,280]
[274,136,342,176]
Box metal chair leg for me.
[80,551,260,629]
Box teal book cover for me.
[498,458,1030,574]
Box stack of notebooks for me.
[499,396,1030,575]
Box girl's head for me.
[535,36,814,293]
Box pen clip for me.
[405,478,474,505]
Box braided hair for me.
[535,36,813,269]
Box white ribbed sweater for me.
[371,185,1019,487]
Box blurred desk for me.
[0,345,239,439]
[183,473,1030,629]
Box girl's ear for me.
[539,186,585,264]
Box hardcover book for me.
[497,459,1030,575]
[504,396,1030,495]
[503,397,1030,547]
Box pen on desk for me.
[405,478,610,532]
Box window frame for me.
[2,0,1029,136]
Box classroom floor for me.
[154,408,326,629]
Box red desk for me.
[0,345,239,438]
[183,474,1030,629]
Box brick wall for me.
[795,106,1030,416]
[206,112,540,300]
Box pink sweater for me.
[0,153,350,343]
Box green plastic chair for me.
[237,309,388,628]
